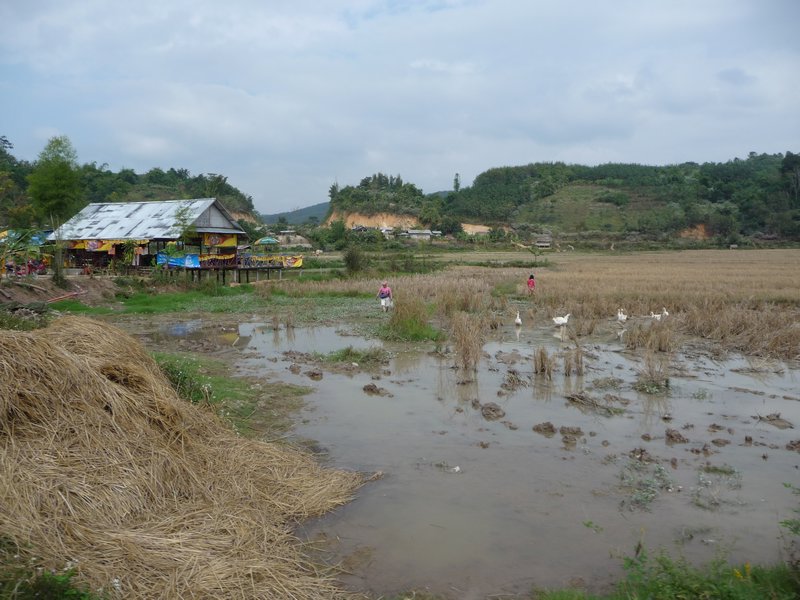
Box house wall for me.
[196,205,235,229]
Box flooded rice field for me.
[170,317,799,598]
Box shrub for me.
[343,245,366,274]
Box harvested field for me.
[0,316,365,599]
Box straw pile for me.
[0,316,365,599]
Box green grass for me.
[1,537,101,600]
[152,351,310,434]
[317,345,389,366]
[121,285,259,314]
[0,309,48,330]
[533,552,799,599]
[379,297,444,342]
[51,285,266,316]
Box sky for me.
[1,1,798,215]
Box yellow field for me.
[288,249,800,359]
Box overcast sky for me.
[1,1,798,215]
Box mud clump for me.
[480,402,506,421]
[786,440,800,452]
[559,426,583,437]
[533,422,557,437]
[562,434,578,450]
[362,383,392,397]
[666,428,689,445]
[305,369,323,380]
[754,413,793,429]
[629,447,656,463]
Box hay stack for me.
[0,316,364,599]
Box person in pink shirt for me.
[377,281,393,312]
[527,274,536,295]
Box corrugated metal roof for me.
[50,199,245,240]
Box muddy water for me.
[185,320,800,597]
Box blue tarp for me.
[254,236,279,245]
[0,230,51,246]
[156,252,200,269]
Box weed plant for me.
[633,353,670,394]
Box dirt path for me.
[0,275,120,306]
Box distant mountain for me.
[260,201,329,224]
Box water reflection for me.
[392,348,427,375]
[162,319,800,598]
[640,395,673,430]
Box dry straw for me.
[0,316,365,599]
[450,311,486,370]
[273,250,798,358]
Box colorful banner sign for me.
[238,254,303,268]
[70,239,149,251]
[203,233,237,247]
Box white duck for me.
[553,313,571,326]
[617,308,628,323]
[650,311,662,321]
[514,311,522,326]
[661,307,669,318]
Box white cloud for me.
[1,0,798,213]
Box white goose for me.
[514,311,522,326]
[617,308,628,323]
[661,307,669,319]
[650,311,662,321]
[553,313,571,326]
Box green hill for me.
[3,133,797,241]
[260,202,329,225]
[327,154,800,240]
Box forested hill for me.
[329,153,800,239]
[0,135,260,230]
[260,201,329,225]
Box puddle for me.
[175,320,800,597]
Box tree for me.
[204,173,227,197]
[27,135,82,225]
[781,151,800,206]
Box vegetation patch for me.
[380,297,444,342]
[619,459,673,511]
[49,298,115,315]
[691,465,744,511]
[317,345,389,367]
[153,350,309,435]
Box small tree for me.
[27,136,82,225]
[172,203,197,248]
